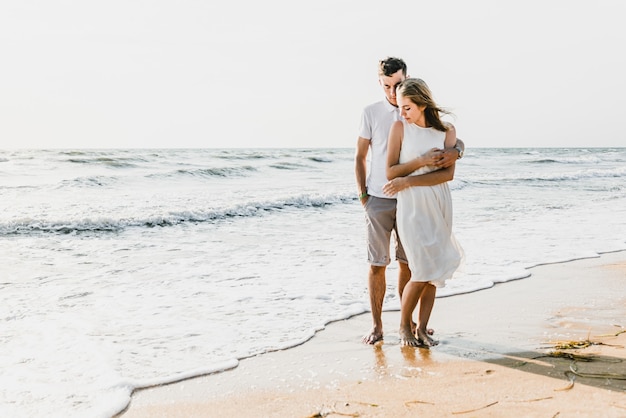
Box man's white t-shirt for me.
[358,99,401,199]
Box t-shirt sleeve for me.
[358,108,372,140]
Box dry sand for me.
[118,251,626,417]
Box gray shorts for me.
[363,196,407,266]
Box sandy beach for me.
[118,251,626,418]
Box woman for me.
[384,78,464,347]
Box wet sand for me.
[119,251,626,417]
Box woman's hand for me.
[383,177,409,195]
[433,148,458,168]
[423,148,444,165]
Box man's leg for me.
[362,196,395,344]
[397,261,411,298]
[363,265,386,344]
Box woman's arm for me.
[383,166,455,195]
[444,124,457,149]
[434,127,464,169]
[385,121,404,180]
[383,124,457,196]
[386,121,440,180]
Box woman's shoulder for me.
[390,119,405,131]
[443,121,456,132]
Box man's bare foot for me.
[362,329,383,344]
[399,326,422,347]
[416,329,439,347]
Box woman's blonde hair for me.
[397,78,452,132]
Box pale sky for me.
[1,1,625,149]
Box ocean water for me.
[1,147,625,417]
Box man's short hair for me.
[378,57,407,77]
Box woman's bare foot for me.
[362,328,383,344]
[410,322,434,336]
[399,326,422,347]
[416,328,439,347]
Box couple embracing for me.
[355,57,464,347]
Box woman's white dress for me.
[396,121,464,287]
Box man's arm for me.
[435,137,465,168]
[383,126,460,195]
[383,165,455,195]
[355,137,370,203]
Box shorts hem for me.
[368,261,390,267]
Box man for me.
[355,57,464,344]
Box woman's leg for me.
[399,281,426,346]
[415,283,439,346]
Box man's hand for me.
[383,177,409,196]
[433,147,459,168]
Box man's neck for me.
[385,98,398,108]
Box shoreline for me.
[118,250,626,417]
